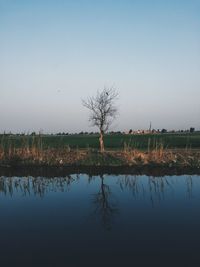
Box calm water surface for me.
[0,174,200,267]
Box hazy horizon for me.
[1,0,200,133]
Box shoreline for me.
[0,164,200,177]
[0,148,200,177]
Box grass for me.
[0,133,199,168]
[1,132,200,150]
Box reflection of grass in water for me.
[0,176,77,198]
[0,174,197,233]
[117,175,198,207]
[117,175,175,207]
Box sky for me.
[0,0,200,133]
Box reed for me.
[0,135,199,167]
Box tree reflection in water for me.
[0,174,196,227]
[186,176,193,199]
[90,175,118,231]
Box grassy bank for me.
[0,145,200,169]
[0,133,200,169]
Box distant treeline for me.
[0,128,198,136]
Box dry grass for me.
[0,136,199,168]
[0,146,86,166]
[0,135,85,166]
[122,147,200,167]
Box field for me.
[1,132,200,150]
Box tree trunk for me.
[99,130,105,153]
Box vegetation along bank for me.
[0,133,200,171]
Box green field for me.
[1,132,200,150]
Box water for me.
[0,174,200,267]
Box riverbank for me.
[0,148,200,176]
[0,164,200,178]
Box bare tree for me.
[82,87,118,152]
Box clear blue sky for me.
[1,0,200,133]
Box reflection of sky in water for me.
[0,175,200,266]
